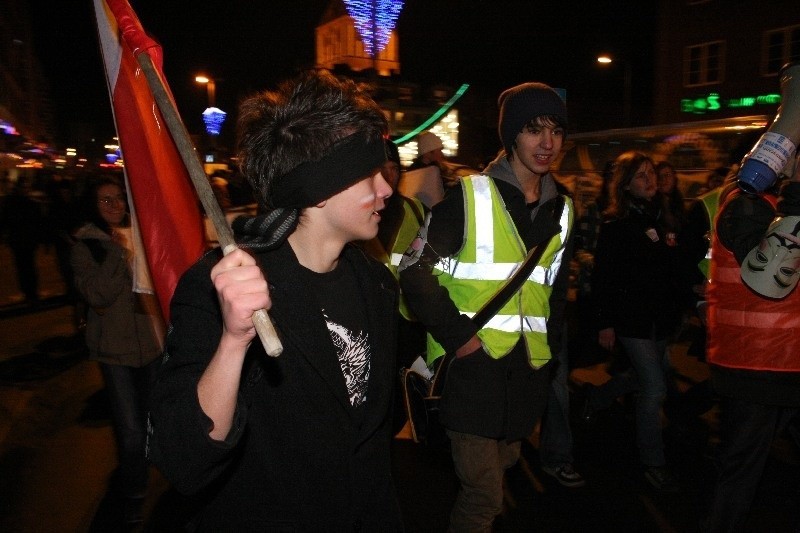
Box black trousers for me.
[11,242,39,300]
[706,396,798,532]
[100,360,158,498]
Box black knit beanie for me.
[497,82,567,154]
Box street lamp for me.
[195,75,216,107]
[597,54,632,127]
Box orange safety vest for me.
[706,190,800,372]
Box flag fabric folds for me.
[92,0,206,322]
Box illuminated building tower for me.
[316,1,401,76]
[314,0,475,169]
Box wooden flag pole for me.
[136,53,283,357]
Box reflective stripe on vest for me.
[390,252,404,266]
[426,174,573,368]
[388,197,425,268]
[461,311,548,333]
[385,196,426,321]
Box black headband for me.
[270,133,387,208]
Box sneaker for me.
[644,466,680,492]
[542,463,586,488]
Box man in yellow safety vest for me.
[399,82,576,531]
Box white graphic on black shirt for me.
[325,316,371,406]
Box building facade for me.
[0,0,54,146]
[655,0,800,124]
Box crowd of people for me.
[1,68,798,532]
[0,173,87,309]
[0,165,258,527]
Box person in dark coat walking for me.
[148,70,403,532]
[1,179,44,304]
[590,151,688,492]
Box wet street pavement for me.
[1,244,798,532]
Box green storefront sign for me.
[681,92,781,114]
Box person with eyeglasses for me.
[70,176,164,528]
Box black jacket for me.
[149,243,403,532]
[593,200,688,339]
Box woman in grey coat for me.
[71,176,163,527]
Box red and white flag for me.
[92,0,206,322]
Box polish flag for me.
[92,0,206,322]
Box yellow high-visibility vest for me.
[427,175,573,368]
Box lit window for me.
[684,41,725,87]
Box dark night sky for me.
[29,0,657,146]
